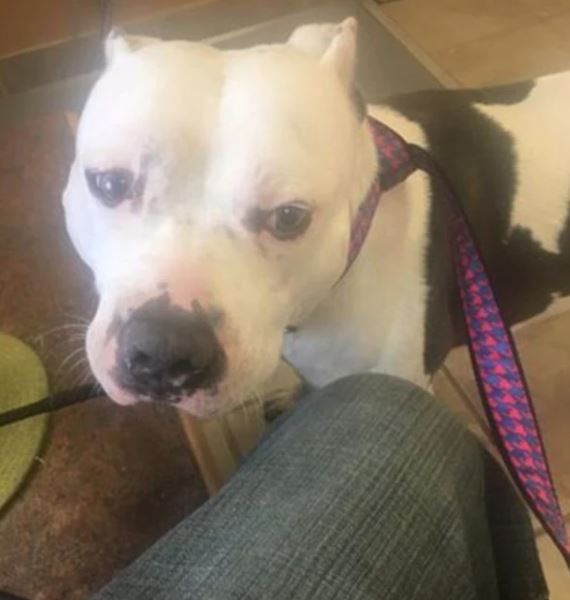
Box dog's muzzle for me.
[114,302,226,403]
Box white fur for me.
[63,20,570,416]
[64,21,373,415]
[476,74,570,254]
[283,107,432,388]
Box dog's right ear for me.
[288,18,357,88]
[105,28,159,65]
[288,22,342,59]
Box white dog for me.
[63,18,570,417]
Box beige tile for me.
[434,22,570,87]
[432,367,493,447]
[546,11,570,45]
[445,310,570,516]
[517,0,570,19]
[432,367,468,416]
[444,347,485,419]
[536,533,570,599]
[381,0,537,56]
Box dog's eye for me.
[266,204,312,240]
[85,169,134,207]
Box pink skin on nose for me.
[157,263,209,311]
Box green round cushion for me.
[0,333,49,514]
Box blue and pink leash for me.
[345,117,570,566]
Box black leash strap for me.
[0,383,100,428]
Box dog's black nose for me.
[116,302,226,402]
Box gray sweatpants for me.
[92,374,547,599]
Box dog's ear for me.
[321,18,357,87]
[288,22,341,59]
[288,18,357,87]
[105,28,159,65]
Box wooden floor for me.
[380,0,570,87]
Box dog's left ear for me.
[105,28,160,65]
[321,18,357,88]
[288,17,357,87]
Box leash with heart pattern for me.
[351,117,570,566]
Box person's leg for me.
[93,374,546,600]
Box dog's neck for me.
[284,108,433,387]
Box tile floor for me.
[380,0,570,87]
[377,0,570,595]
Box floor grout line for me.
[363,0,461,89]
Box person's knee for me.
[292,373,477,469]
[318,372,430,410]
[310,373,448,428]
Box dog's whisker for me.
[66,361,95,395]
[61,311,90,325]
[59,358,90,385]
[58,346,87,369]
[23,335,83,375]
[34,323,89,339]
[235,395,252,427]
[233,387,263,429]
[66,354,89,374]
[29,327,89,357]
[53,346,89,387]
[65,333,88,344]
[69,362,95,390]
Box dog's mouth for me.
[118,377,222,407]
[111,344,227,406]
[92,352,230,416]
[93,365,232,416]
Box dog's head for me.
[63,18,376,416]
